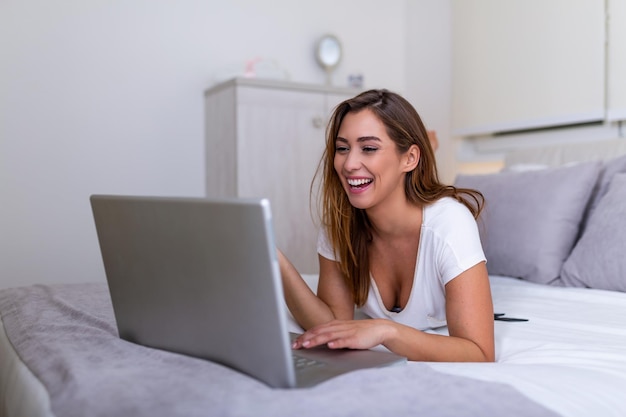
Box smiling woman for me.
[278,89,493,362]
[333,109,415,211]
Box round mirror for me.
[315,34,342,84]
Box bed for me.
[2,139,626,417]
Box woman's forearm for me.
[278,250,336,330]
[382,320,494,362]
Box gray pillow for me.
[582,153,626,231]
[454,161,600,285]
[560,173,626,291]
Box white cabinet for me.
[204,78,358,274]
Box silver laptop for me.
[90,194,405,388]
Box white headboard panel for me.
[504,138,626,168]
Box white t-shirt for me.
[317,197,486,330]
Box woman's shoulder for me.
[423,198,484,261]
[425,197,473,217]
[424,197,477,230]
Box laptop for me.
[90,194,405,388]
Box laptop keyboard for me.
[293,354,325,370]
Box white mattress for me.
[3,275,626,417]
[0,314,53,417]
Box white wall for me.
[0,0,452,288]
[405,0,454,183]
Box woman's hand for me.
[292,319,395,350]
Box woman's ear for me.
[403,144,420,172]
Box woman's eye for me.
[362,146,378,153]
[335,146,349,153]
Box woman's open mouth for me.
[347,178,373,190]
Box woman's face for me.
[333,109,413,211]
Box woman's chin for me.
[346,195,372,210]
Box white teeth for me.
[347,178,372,186]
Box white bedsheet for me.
[294,274,626,417]
[430,276,626,417]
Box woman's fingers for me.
[293,320,389,350]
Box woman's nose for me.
[343,149,361,171]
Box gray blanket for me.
[0,283,559,417]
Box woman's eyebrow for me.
[335,136,381,143]
[357,136,381,143]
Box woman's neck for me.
[367,199,422,239]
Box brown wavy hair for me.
[312,89,484,307]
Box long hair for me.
[313,89,483,307]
